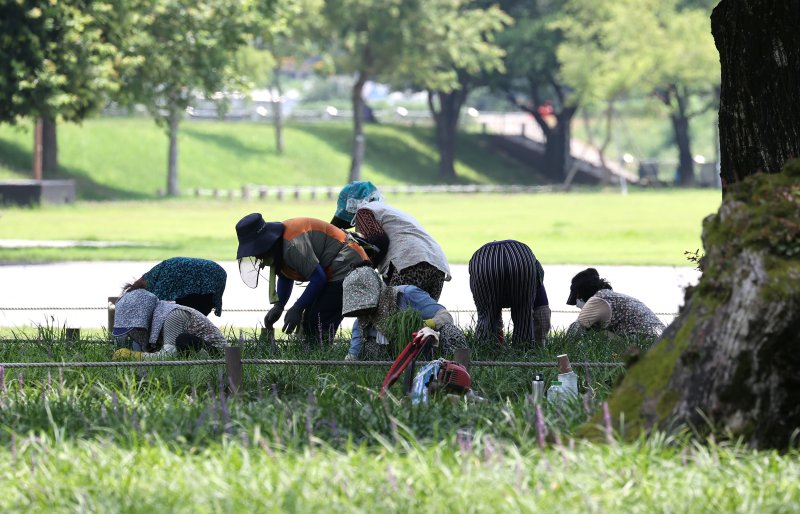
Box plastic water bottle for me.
[531,373,545,404]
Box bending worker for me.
[469,240,551,347]
[341,265,466,360]
[331,181,450,300]
[235,213,369,341]
[121,257,227,317]
[112,289,228,360]
[566,267,665,339]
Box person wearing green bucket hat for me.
[330,181,451,300]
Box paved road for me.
[0,261,699,333]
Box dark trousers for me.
[301,280,344,342]
[175,293,214,317]
[468,240,541,346]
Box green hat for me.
[331,181,382,226]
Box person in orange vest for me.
[235,213,369,341]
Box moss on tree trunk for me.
[586,163,800,449]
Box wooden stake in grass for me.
[602,401,614,444]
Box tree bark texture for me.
[429,88,468,181]
[348,70,367,183]
[594,0,800,449]
[594,165,800,450]
[711,0,800,191]
[167,112,180,196]
[42,116,58,176]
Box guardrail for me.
[179,183,562,200]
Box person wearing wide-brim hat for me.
[341,265,466,360]
[236,213,370,341]
[330,181,451,301]
[566,268,665,339]
[111,289,228,360]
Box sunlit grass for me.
[0,189,719,265]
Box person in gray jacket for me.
[331,181,451,300]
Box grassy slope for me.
[0,190,720,265]
[0,117,544,199]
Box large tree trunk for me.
[712,0,800,193]
[428,88,468,181]
[594,0,800,450]
[272,66,284,155]
[348,70,368,183]
[42,116,58,176]
[166,111,180,196]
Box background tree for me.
[248,0,323,155]
[118,0,251,196]
[399,0,510,180]
[557,0,719,185]
[492,0,577,182]
[322,0,421,182]
[0,0,124,177]
[593,0,800,450]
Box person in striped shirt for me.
[468,240,551,347]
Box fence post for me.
[225,346,243,395]
[454,348,471,373]
[65,328,80,341]
[259,187,268,200]
[107,296,118,339]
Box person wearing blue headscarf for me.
[331,181,451,300]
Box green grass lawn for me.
[0,189,720,265]
[1,333,797,512]
[0,117,545,200]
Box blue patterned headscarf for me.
[113,289,181,347]
[334,181,383,226]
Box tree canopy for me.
[0,0,122,124]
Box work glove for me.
[112,348,143,361]
[414,326,440,347]
[264,302,286,328]
[282,304,304,334]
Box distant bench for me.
[0,179,76,206]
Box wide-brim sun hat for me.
[332,181,383,226]
[235,213,285,260]
[342,266,384,315]
[567,267,601,305]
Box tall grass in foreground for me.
[2,331,799,512]
[0,433,797,513]
[0,330,644,449]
